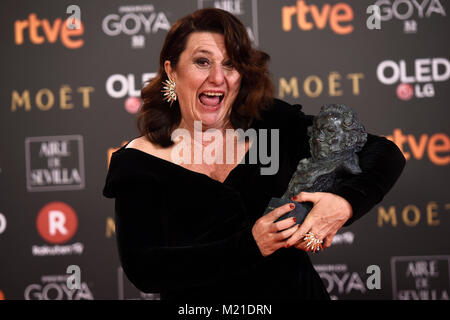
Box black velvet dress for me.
[103,99,405,301]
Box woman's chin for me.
[199,114,223,128]
[196,103,226,128]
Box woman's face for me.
[165,32,242,130]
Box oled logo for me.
[391,255,450,300]
[25,135,85,191]
[373,0,446,33]
[32,202,83,256]
[14,13,84,49]
[105,72,155,113]
[282,0,354,35]
[376,57,450,100]
[102,4,170,49]
[199,0,259,45]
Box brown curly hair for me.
[137,8,275,147]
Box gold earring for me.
[162,75,177,106]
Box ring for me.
[302,232,323,253]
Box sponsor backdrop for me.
[0,0,449,300]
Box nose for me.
[208,64,225,85]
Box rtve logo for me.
[386,129,449,166]
[36,202,78,244]
[282,0,354,35]
[14,13,84,49]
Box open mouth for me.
[198,91,225,109]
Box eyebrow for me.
[192,48,213,55]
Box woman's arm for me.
[333,133,406,226]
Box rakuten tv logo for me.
[282,0,354,35]
[377,58,450,100]
[36,202,78,244]
[14,13,84,49]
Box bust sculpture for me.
[264,103,368,224]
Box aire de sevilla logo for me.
[14,13,84,49]
[36,202,78,244]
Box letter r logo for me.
[36,202,78,244]
[48,210,68,235]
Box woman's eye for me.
[195,58,209,67]
[223,60,234,69]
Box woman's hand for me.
[252,203,299,257]
[285,192,353,251]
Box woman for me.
[103,8,405,300]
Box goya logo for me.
[102,4,170,49]
[14,13,84,49]
[36,202,78,244]
[374,0,446,34]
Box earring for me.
[162,76,177,106]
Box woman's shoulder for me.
[125,136,154,153]
[103,136,166,198]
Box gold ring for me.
[303,232,323,253]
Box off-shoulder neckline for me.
[118,140,254,186]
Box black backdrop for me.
[1,0,449,300]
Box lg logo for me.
[36,202,78,244]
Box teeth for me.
[203,92,224,97]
